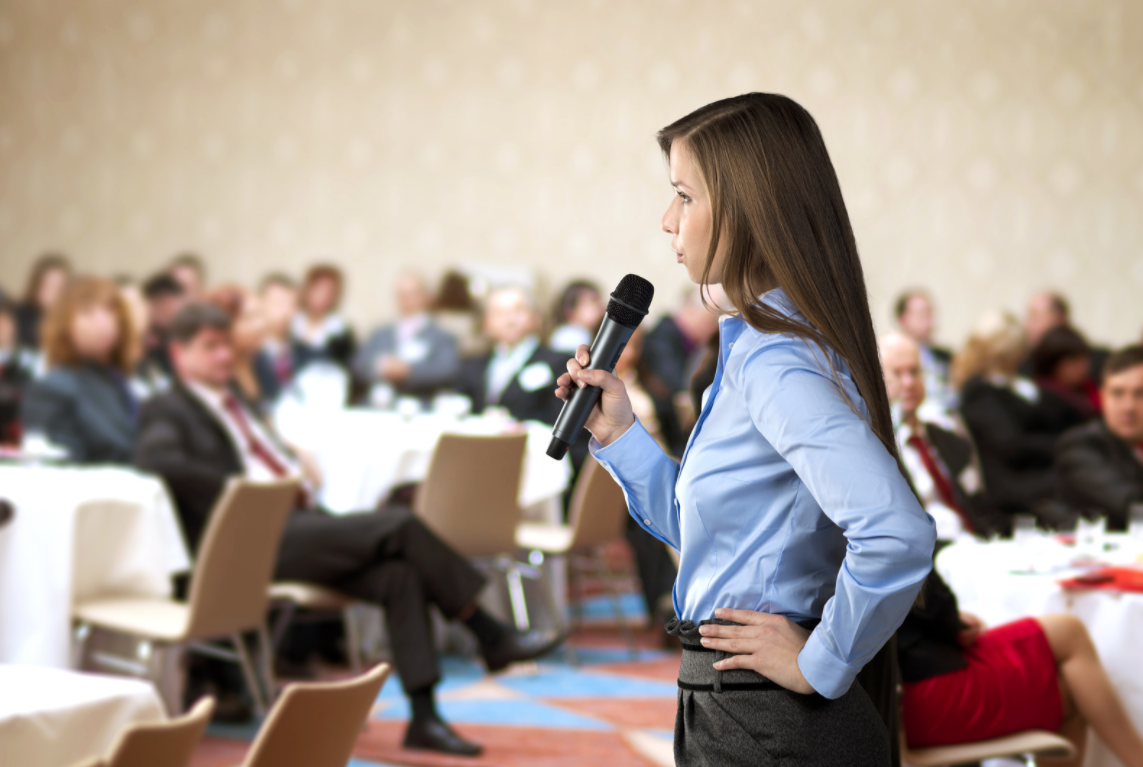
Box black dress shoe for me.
[403,716,483,756]
[482,627,567,672]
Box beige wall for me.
[0,0,1141,346]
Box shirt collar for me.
[185,380,228,411]
[493,334,539,361]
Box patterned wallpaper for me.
[0,0,1141,345]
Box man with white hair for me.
[455,285,564,427]
[880,331,1002,539]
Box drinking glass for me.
[1128,503,1143,542]
[1076,515,1107,553]
[1012,514,1037,546]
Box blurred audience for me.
[292,263,355,370]
[952,311,1079,528]
[899,569,1143,765]
[432,270,488,358]
[354,272,460,403]
[135,302,562,755]
[642,286,720,397]
[140,273,187,383]
[456,285,563,426]
[548,280,604,354]
[1023,290,1109,383]
[258,273,301,395]
[15,253,71,349]
[880,331,1004,538]
[168,253,207,300]
[21,277,138,463]
[1030,325,1101,422]
[0,295,35,444]
[1056,345,1143,531]
[894,288,956,422]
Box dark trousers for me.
[625,516,677,618]
[274,506,487,693]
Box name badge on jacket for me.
[517,361,554,392]
[398,339,430,363]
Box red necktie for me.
[907,433,975,535]
[222,394,290,478]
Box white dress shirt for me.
[185,382,302,482]
[896,421,965,541]
[485,335,540,405]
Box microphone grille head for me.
[606,274,655,328]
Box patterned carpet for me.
[190,595,680,767]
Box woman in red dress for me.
[898,570,1143,767]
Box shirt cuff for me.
[797,628,855,700]
[589,417,662,476]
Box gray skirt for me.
[667,618,890,767]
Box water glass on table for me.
[1076,514,1108,555]
[1012,514,1037,546]
[1129,503,1143,542]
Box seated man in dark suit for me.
[352,272,460,404]
[880,331,1006,538]
[136,303,562,756]
[1056,345,1143,531]
[455,285,564,426]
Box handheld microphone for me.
[547,274,654,460]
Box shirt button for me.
[728,342,734,348]
[643,518,651,525]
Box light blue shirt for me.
[591,288,935,699]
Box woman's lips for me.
[675,252,684,263]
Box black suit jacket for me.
[1056,420,1143,531]
[923,422,1008,537]
[643,316,693,395]
[456,342,565,426]
[21,364,136,464]
[959,377,1084,516]
[133,383,247,551]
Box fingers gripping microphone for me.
[547,274,654,460]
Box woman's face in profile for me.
[70,303,121,362]
[662,141,726,285]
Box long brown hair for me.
[42,276,137,373]
[658,93,896,458]
[22,252,71,307]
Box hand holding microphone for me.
[555,345,635,447]
[547,274,654,459]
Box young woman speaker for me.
[556,94,936,766]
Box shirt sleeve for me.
[589,418,683,550]
[737,339,936,699]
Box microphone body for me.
[547,274,654,460]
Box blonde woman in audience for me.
[292,263,355,370]
[953,311,1081,528]
[20,277,139,463]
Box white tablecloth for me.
[274,409,572,515]
[0,466,191,668]
[937,536,1143,767]
[0,665,165,767]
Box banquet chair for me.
[72,479,300,717]
[267,582,368,673]
[414,433,535,629]
[516,456,639,659]
[65,696,216,767]
[238,663,390,767]
[900,729,1076,766]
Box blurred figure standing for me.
[353,272,460,404]
[292,263,355,370]
[168,253,207,300]
[21,277,139,463]
[259,274,301,394]
[139,273,187,383]
[15,253,71,349]
[894,289,956,423]
[548,280,604,354]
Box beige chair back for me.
[103,696,215,767]
[185,479,300,639]
[566,457,629,549]
[241,663,391,767]
[414,433,527,557]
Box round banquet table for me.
[937,535,1143,767]
[0,665,166,767]
[0,465,191,669]
[273,408,572,516]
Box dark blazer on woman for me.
[959,377,1086,518]
[21,363,137,464]
[897,569,968,683]
[1056,420,1143,531]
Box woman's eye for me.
[677,190,691,203]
